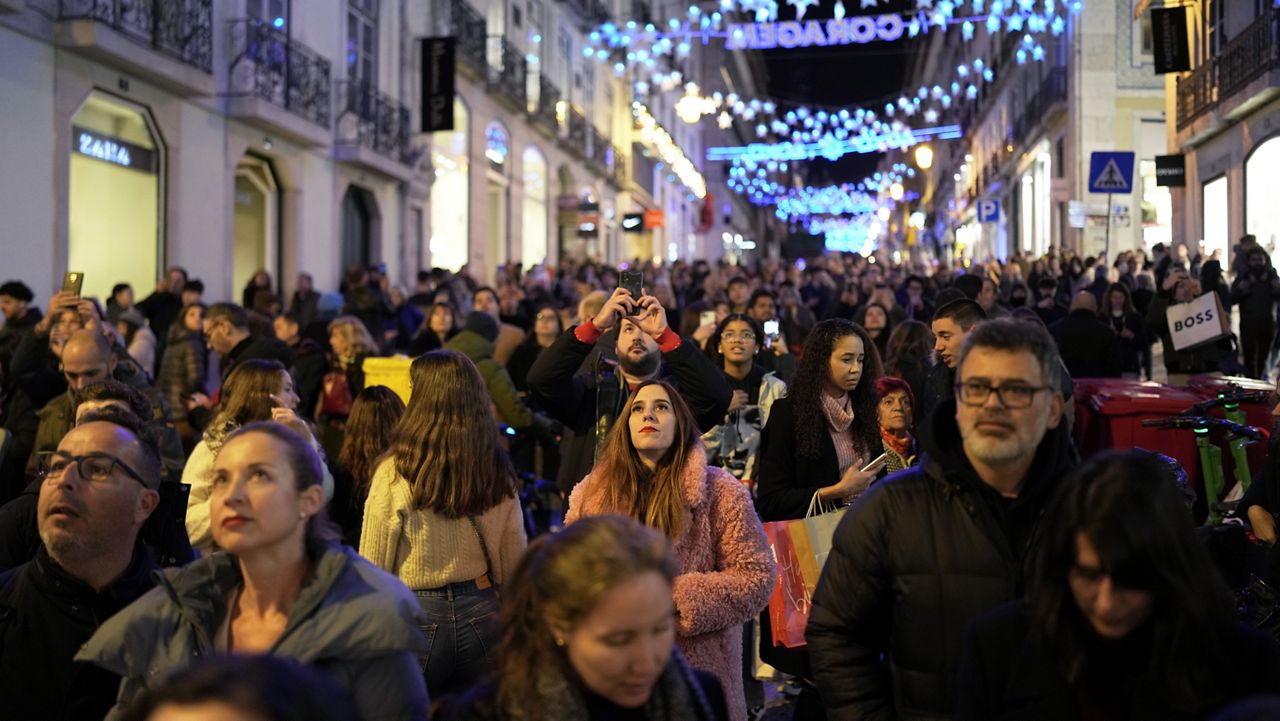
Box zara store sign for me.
[72,126,157,173]
[725,13,904,50]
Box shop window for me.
[69,94,162,303]
[1246,136,1280,263]
[341,185,377,272]
[431,98,470,271]
[1203,175,1229,261]
[523,146,548,268]
[233,155,280,304]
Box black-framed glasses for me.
[955,380,1053,409]
[39,451,148,487]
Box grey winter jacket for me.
[77,543,429,721]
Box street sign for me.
[1088,152,1136,194]
[977,199,1000,223]
[1156,154,1186,186]
[420,37,456,132]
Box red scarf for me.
[881,427,912,458]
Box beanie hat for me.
[463,311,499,342]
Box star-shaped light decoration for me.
[787,0,818,21]
[961,19,975,40]
[924,109,939,123]
[834,0,846,20]
[718,111,733,129]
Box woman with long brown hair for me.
[317,315,379,459]
[361,350,527,699]
[565,380,773,721]
[184,359,333,552]
[331,385,405,547]
[434,515,728,721]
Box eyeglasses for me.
[39,451,148,487]
[955,380,1052,409]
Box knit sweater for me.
[359,458,527,589]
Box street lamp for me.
[914,144,934,170]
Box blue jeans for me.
[414,581,500,698]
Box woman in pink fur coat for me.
[566,379,775,721]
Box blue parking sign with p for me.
[978,199,1000,223]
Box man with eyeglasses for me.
[0,408,161,721]
[808,319,1078,721]
[187,303,294,431]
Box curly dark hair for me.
[790,319,882,460]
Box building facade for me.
[900,0,1167,264]
[0,0,749,307]
[1167,0,1280,266]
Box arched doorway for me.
[522,145,548,268]
[1246,135,1280,264]
[486,121,511,273]
[430,98,469,271]
[69,93,163,302]
[233,155,280,301]
[341,185,378,272]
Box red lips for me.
[220,515,250,528]
[639,426,659,434]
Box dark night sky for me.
[760,0,920,184]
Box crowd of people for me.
[1,237,1280,721]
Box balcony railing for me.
[1220,8,1279,98]
[1176,59,1218,130]
[439,0,486,70]
[529,75,560,130]
[610,144,628,187]
[565,105,589,149]
[1177,7,1279,130]
[227,19,331,128]
[49,0,213,71]
[486,36,527,108]
[335,78,410,163]
[1012,65,1067,141]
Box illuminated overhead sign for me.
[73,126,157,173]
[725,14,904,50]
[707,124,962,163]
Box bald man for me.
[24,330,180,481]
[1049,291,1121,379]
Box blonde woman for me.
[317,315,379,458]
[360,350,527,700]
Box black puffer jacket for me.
[806,398,1077,721]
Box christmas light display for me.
[707,124,962,162]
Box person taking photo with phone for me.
[701,314,787,486]
[527,283,731,495]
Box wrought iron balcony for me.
[1219,8,1279,99]
[49,0,212,72]
[1176,59,1218,130]
[610,144,628,187]
[1177,6,1279,131]
[564,105,589,151]
[529,75,561,131]
[227,19,331,128]
[486,36,527,109]
[438,0,486,70]
[335,79,411,164]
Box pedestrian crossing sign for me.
[1088,151,1136,194]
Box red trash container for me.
[1072,378,1176,457]
[1085,383,1204,491]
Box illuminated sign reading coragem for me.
[725,14,904,50]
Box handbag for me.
[320,370,353,416]
[1165,291,1230,351]
[467,516,499,595]
[763,491,848,648]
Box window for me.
[1203,175,1229,260]
[346,0,378,85]
[247,0,289,31]
[1246,137,1280,265]
[1206,0,1224,60]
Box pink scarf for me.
[821,393,860,478]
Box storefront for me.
[68,94,162,302]
[428,99,470,272]
[1246,135,1280,262]
[1202,174,1229,261]
[522,145,548,268]
[233,154,280,298]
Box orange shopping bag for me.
[764,520,811,648]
